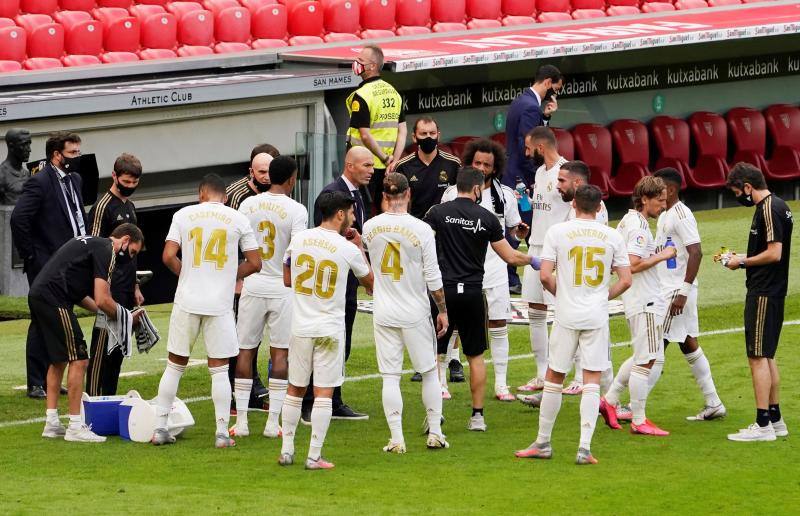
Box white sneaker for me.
[468,414,487,432]
[229,423,249,437]
[263,423,282,438]
[772,418,789,437]
[426,433,449,449]
[64,424,106,443]
[441,385,451,400]
[727,422,776,442]
[42,420,66,439]
[382,440,406,454]
[687,403,727,421]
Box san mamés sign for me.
[402,53,800,114]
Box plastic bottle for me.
[515,176,531,212]
[665,237,677,269]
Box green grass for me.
[0,204,798,515]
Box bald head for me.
[344,146,375,187]
[250,152,273,190]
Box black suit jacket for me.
[10,162,87,276]
[313,176,366,232]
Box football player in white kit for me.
[442,138,529,401]
[515,185,631,465]
[653,168,726,421]
[363,173,450,453]
[153,174,261,448]
[231,156,309,439]
[599,176,676,436]
[279,191,373,470]
[519,127,571,394]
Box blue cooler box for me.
[81,393,129,436]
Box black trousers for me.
[86,328,124,396]
[25,263,49,389]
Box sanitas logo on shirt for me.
[444,215,484,233]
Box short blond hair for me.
[632,176,666,210]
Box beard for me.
[560,187,575,202]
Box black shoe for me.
[449,360,465,383]
[509,284,522,295]
[252,374,268,399]
[27,386,46,399]
[300,408,312,426]
[410,372,422,382]
[331,404,369,420]
[59,386,68,395]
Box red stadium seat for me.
[726,107,794,181]
[130,5,177,50]
[467,18,501,28]
[361,28,394,38]
[215,41,249,52]
[536,0,570,12]
[572,9,606,18]
[641,2,675,12]
[288,1,323,37]
[572,124,612,198]
[650,116,690,189]
[97,0,132,7]
[62,53,101,66]
[675,0,708,8]
[432,0,464,23]
[0,0,20,18]
[606,0,638,6]
[177,44,213,55]
[397,0,430,29]
[708,0,740,5]
[100,50,138,61]
[138,47,177,59]
[240,0,275,14]
[20,0,58,15]
[764,104,800,181]
[16,14,64,58]
[606,5,640,14]
[325,32,359,41]
[0,60,23,71]
[551,127,574,161]
[60,0,96,11]
[449,136,478,160]
[432,21,466,32]
[537,12,571,21]
[54,10,102,56]
[490,132,506,147]
[396,25,430,35]
[324,0,359,36]
[502,15,534,25]
[23,56,62,68]
[0,24,26,63]
[741,0,770,3]
[571,0,604,9]
[687,112,729,189]
[251,3,287,41]
[0,17,14,27]
[213,4,250,43]
[609,119,650,197]
[167,1,204,18]
[288,34,324,45]
[138,0,169,4]
[251,38,287,48]
[361,0,396,31]
[93,7,140,52]
[467,0,501,20]
[502,0,534,15]
[174,8,214,46]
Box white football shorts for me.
[484,283,512,321]
[628,312,665,366]
[548,321,611,374]
[374,318,437,375]
[521,245,553,305]
[236,291,292,350]
[662,287,699,343]
[288,332,345,388]
[167,305,238,359]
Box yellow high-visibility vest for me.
[346,78,402,168]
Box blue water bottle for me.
[665,237,677,269]
[516,176,531,212]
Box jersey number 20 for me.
[295,254,338,299]
[568,246,605,287]
[189,227,228,269]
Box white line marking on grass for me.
[3,320,799,429]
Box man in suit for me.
[504,65,562,293]
[11,131,87,399]
[301,146,374,421]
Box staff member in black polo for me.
[424,167,538,433]
[723,163,792,443]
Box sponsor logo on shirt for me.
[409,175,418,182]
[636,235,645,246]
[445,215,484,234]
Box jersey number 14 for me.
[189,227,228,269]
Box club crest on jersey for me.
[547,182,553,191]
[439,170,448,182]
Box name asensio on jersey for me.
[302,238,338,254]
[445,215,484,234]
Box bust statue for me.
[0,129,32,205]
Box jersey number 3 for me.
[189,227,228,269]
[258,220,276,260]
[568,246,605,287]
[295,254,338,299]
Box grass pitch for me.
[0,203,798,515]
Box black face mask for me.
[117,248,135,265]
[544,88,556,101]
[252,177,270,193]
[737,192,755,207]
[417,137,438,154]
[61,155,81,173]
[116,181,137,197]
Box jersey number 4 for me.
[295,254,338,299]
[568,246,605,287]
[189,227,228,269]
[380,241,403,281]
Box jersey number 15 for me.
[568,246,605,287]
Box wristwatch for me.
[739,258,747,269]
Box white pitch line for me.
[2,319,798,430]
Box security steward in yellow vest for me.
[347,45,407,216]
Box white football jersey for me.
[285,227,370,338]
[441,181,521,288]
[530,157,571,246]
[617,210,668,319]
[239,192,308,298]
[569,200,608,226]
[655,201,701,293]
[541,218,629,330]
[166,202,258,316]
[363,212,442,327]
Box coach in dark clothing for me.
[10,131,87,399]
[303,146,373,421]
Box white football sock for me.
[684,348,722,407]
[629,365,651,425]
[438,354,449,389]
[280,395,302,456]
[234,378,253,427]
[604,357,632,406]
[573,355,583,384]
[382,373,404,444]
[648,357,665,394]
[210,365,232,435]
[489,326,509,389]
[46,408,59,425]
[267,378,288,428]
[600,365,614,394]
[308,397,333,460]
[421,368,443,436]
[68,414,81,429]
[448,332,461,363]
[528,308,548,379]
[579,384,600,451]
[536,381,563,444]
[155,360,186,429]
